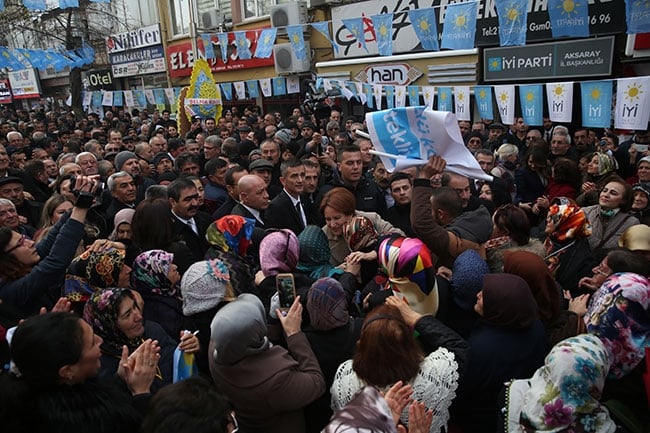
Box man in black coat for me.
[231,174,269,229]
[168,177,212,262]
[265,159,316,235]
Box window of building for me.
[169,0,191,37]
[241,0,291,20]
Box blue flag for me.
[217,33,229,63]
[311,22,338,54]
[59,0,79,8]
[254,28,276,58]
[437,87,453,112]
[201,34,215,59]
[363,83,374,109]
[220,83,233,101]
[154,89,166,105]
[133,90,146,107]
[113,91,123,107]
[346,82,359,100]
[0,0,4,11]
[473,85,494,120]
[441,2,477,50]
[495,0,528,46]
[272,77,286,96]
[371,14,393,56]
[580,80,613,128]
[287,25,307,61]
[547,0,589,38]
[0,48,24,70]
[89,0,110,2]
[342,17,369,53]
[246,80,259,98]
[408,86,420,106]
[625,0,650,34]
[385,85,395,109]
[23,0,46,10]
[519,84,543,126]
[91,91,103,107]
[234,31,251,60]
[408,8,439,51]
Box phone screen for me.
[276,274,296,309]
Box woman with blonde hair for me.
[33,194,74,243]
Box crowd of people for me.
[0,103,648,433]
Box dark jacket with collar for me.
[171,210,212,262]
[317,176,387,218]
[231,203,266,229]
[265,190,315,235]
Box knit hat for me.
[632,182,650,199]
[637,155,650,166]
[450,249,490,311]
[115,151,138,171]
[307,278,349,331]
[153,152,172,167]
[274,129,292,145]
[210,293,269,365]
[181,259,234,316]
[157,170,177,184]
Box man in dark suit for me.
[231,174,269,229]
[265,159,315,235]
[212,165,248,220]
[168,177,212,262]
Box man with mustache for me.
[168,177,212,262]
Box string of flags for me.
[0,0,109,12]
[317,75,650,131]
[0,46,95,72]
[200,0,650,64]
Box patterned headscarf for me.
[307,278,349,331]
[343,215,378,252]
[450,249,490,311]
[323,386,397,433]
[83,288,141,355]
[592,152,618,176]
[545,201,592,244]
[259,229,299,277]
[517,334,615,433]
[64,248,126,303]
[377,236,438,315]
[503,250,561,324]
[584,272,650,379]
[205,215,255,256]
[296,225,342,280]
[130,249,179,298]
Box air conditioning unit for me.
[270,1,308,28]
[274,42,311,75]
[201,10,220,30]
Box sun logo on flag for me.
[479,89,487,99]
[441,91,448,100]
[292,34,300,43]
[625,83,643,102]
[505,3,523,22]
[264,35,271,44]
[379,24,389,37]
[424,90,431,99]
[553,85,565,97]
[457,91,465,102]
[499,91,509,103]
[454,12,468,29]
[590,87,601,100]
[558,0,582,16]
[417,17,431,33]
[526,91,535,102]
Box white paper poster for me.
[615,77,650,130]
[494,85,515,125]
[454,86,471,121]
[546,82,574,123]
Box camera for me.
[598,140,608,148]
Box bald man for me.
[230,174,269,228]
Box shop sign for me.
[0,79,12,104]
[166,32,275,78]
[109,45,167,78]
[7,69,40,99]
[106,24,162,54]
[483,36,614,82]
[356,63,422,85]
[331,0,622,58]
[82,69,115,90]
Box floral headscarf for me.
[64,248,126,303]
[377,236,438,315]
[206,215,255,256]
[545,201,592,244]
[517,334,615,433]
[592,152,618,177]
[259,229,299,277]
[83,288,141,355]
[296,225,342,280]
[130,249,179,298]
[584,272,650,379]
[343,215,378,252]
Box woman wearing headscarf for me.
[181,259,236,375]
[109,208,135,242]
[577,152,618,207]
[631,182,650,225]
[204,215,257,296]
[64,247,131,314]
[450,273,547,433]
[297,225,344,280]
[583,272,650,431]
[130,249,183,339]
[331,297,468,433]
[83,287,200,393]
[543,198,594,295]
[343,215,380,286]
[303,278,364,433]
[208,294,325,433]
[500,334,616,433]
[376,236,440,317]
